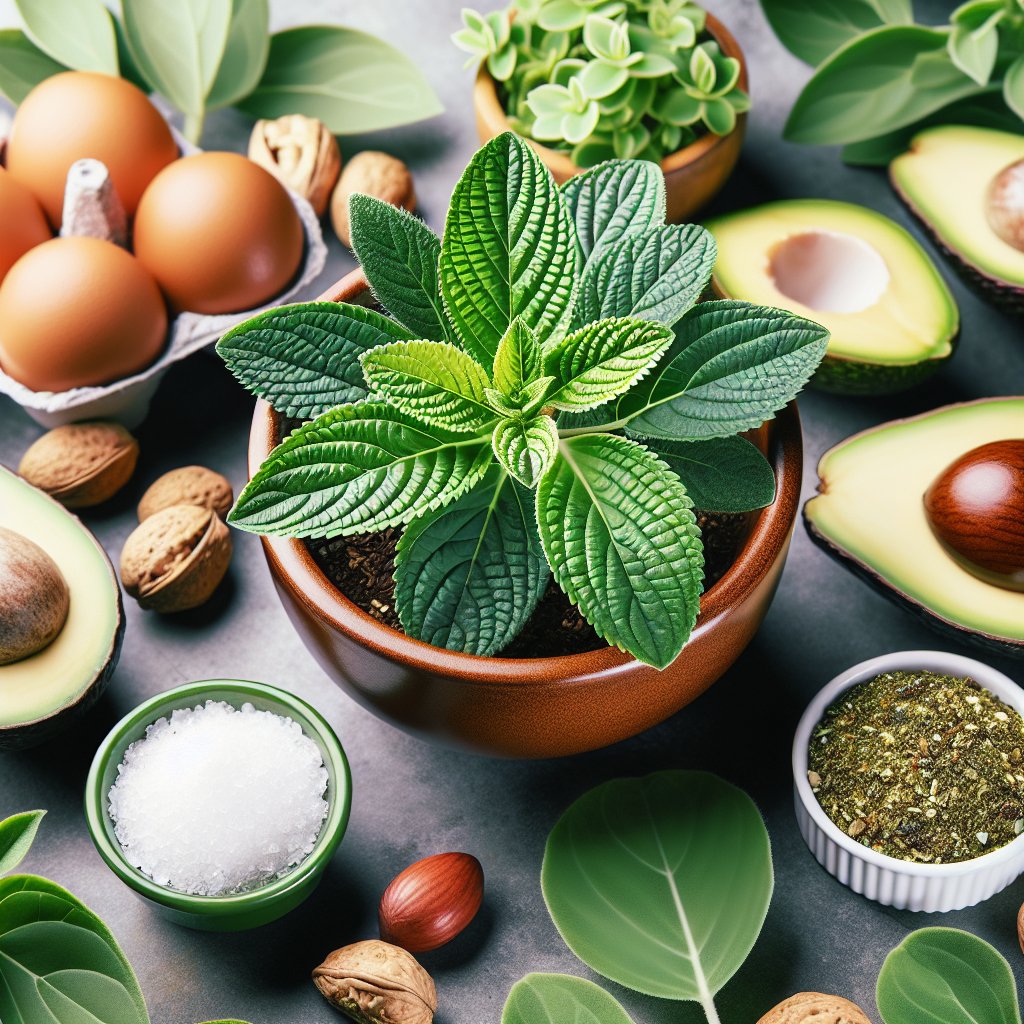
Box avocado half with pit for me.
[0,464,124,749]
[891,125,1024,312]
[804,397,1024,655]
[705,199,959,395]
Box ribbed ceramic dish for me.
[793,650,1024,913]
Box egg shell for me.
[133,152,305,314]
[6,71,178,227]
[0,168,51,285]
[0,237,168,393]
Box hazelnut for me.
[313,940,436,1024]
[0,526,69,665]
[379,852,483,953]
[248,114,341,217]
[137,465,234,522]
[120,503,231,613]
[19,421,138,508]
[331,151,415,247]
[756,992,871,1024]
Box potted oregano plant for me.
[453,0,750,221]
[221,132,826,757]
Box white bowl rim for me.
[793,649,1024,877]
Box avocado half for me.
[705,199,959,395]
[0,465,124,749]
[891,125,1024,313]
[804,397,1024,655]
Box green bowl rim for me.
[84,679,352,914]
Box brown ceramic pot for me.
[473,13,748,223]
[249,271,802,758]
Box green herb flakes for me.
[809,671,1024,864]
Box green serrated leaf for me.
[485,376,556,417]
[0,29,67,104]
[230,401,491,539]
[236,26,444,134]
[14,0,118,75]
[206,0,269,110]
[395,466,549,656]
[0,811,45,876]
[493,318,543,396]
[361,340,496,431]
[545,318,673,412]
[493,414,559,486]
[503,974,635,1024]
[560,160,666,262]
[216,302,414,419]
[575,225,716,328]
[349,194,452,342]
[440,131,579,366]
[877,927,1021,1024]
[644,436,776,512]
[620,300,829,441]
[537,434,704,668]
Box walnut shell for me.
[248,114,341,217]
[312,940,436,1024]
[756,992,872,1024]
[120,503,231,613]
[331,151,416,247]
[137,465,233,521]
[19,421,138,508]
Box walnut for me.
[248,114,341,216]
[756,992,871,1024]
[312,940,436,1024]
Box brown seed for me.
[756,992,871,1024]
[0,527,69,664]
[331,150,415,247]
[987,158,1024,252]
[379,852,484,953]
[848,819,867,839]
[137,465,233,521]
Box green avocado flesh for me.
[805,398,1024,651]
[0,465,122,740]
[705,199,958,394]
[891,125,1024,294]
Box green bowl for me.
[84,680,352,932]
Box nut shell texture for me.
[331,151,415,247]
[313,940,436,1024]
[756,993,871,1024]
[379,852,483,953]
[137,465,233,521]
[120,504,231,612]
[19,421,138,508]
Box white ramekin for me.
[793,650,1024,913]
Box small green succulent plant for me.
[219,134,827,668]
[453,0,750,166]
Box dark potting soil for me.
[304,510,750,660]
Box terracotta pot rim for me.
[472,11,748,179]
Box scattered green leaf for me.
[0,29,68,104]
[13,0,118,75]
[503,973,635,1024]
[205,0,270,110]
[0,811,45,877]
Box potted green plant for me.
[221,133,826,757]
[454,0,750,221]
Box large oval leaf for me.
[877,928,1021,1024]
[542,771,773,1008]
[205,0,269,110]
[13,0,117,75]
[395,467,549,656]
[231,402,492,539]
[503,974,635,1024]
[0,811,45,877]
[236,26,443,133]
[0,29,68,104]
[440,132,579,367]
[536,434,704,668]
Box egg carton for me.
[0,126,328,428]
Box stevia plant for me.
[453,0,750,166]
[219,133,829,669]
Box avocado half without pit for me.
[891,125,1024,312]
[0,464,124,749]
[704,199,959,395]
[804,397,1024,655]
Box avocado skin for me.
[810,333,958,395]
[804,509,1024,658]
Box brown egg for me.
[6,71,178,227]
[924,439,1024,591]
[0,237,168,392]
[0,169,52,285]
[133,152,304,314]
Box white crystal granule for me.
[108,700,329,896]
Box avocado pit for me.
[987,159,1024,252]
[768,230,890,314]
[0,525,70,664]
[924,439,1024,592]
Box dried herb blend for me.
[809,671,1024,864]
